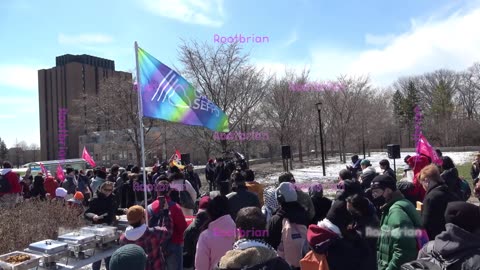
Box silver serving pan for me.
[81,225,117,237]
[58,232,96,245]
[0,251,41,270]
[28,239,68,254]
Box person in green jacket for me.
[371,175,422,270]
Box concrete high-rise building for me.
[38,54,130,161]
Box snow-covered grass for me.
[256,151,477,196]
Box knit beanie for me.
[109,244,147,270]
[276,182,298,203]
[445,201,480,233]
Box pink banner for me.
[39,162,48,176]
[416,134,443,165]
[82,147,96,167]
[56,164,65,182]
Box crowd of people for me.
[1,152,480,270]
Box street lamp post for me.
[316,102,326,176]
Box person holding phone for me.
[85,181,127,270]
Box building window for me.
[129,153,133,160]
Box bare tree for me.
[178,41,270,153]
[72,74,163,167]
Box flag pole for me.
[134,42,149,217]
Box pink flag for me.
[416,134,443,166]
[82,147,96,167]
[56,164,65,182]
[175,149,182,161]
[39,162,48,176]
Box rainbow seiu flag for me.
[136,45,229,132]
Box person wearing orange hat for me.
[119,204,173,270]
[67,192,85,215]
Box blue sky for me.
[1,0,480,148]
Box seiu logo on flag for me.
[149,71,220,117]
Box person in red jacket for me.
[43,175,59,200]
[407,155,431,202]
[0,161,22,208]
[147,180,187,270]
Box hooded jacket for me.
[119,209,173,270]
[196,214,236,270]
[422,182,459,240]
[418,223,480,270]
[0,168,21,195]
[266,201,309,250]
[90,176,106,195]
[440,168,463,200]
[217,239,291,270]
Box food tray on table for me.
[0,251,41,270]
[58,232,96,245]
[28,240,68,255]
[81,225,117,237]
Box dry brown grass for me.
[0,200,88,255]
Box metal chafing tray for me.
[0,251,41,270]
[80,225,117,237]
[116,215,128,230]
[58,232,96,245]
[28,240,68,255]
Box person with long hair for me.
[195,195,236,270]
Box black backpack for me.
[0,172,12,193]
[401,260,442,270]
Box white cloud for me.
[140,0,224,27]
[0,115,16,119]
[0,65,43,91]
[345,6,480,86]
[365,33,396,46]
[58,33,114,45]
[267,3,480,87]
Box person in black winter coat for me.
[226,171,260,221]
[417,201,480,270]
[440,156,463,200]
[84,181,127,270]
[266,183,309,250]
[346,194,379,270]
[114,172,130,208]
[31,175,46,200]
[205,159,217,191]
[183,195,211,268]
[308,183,332,224]
[420,164,460,240]
[214,158,231,188]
